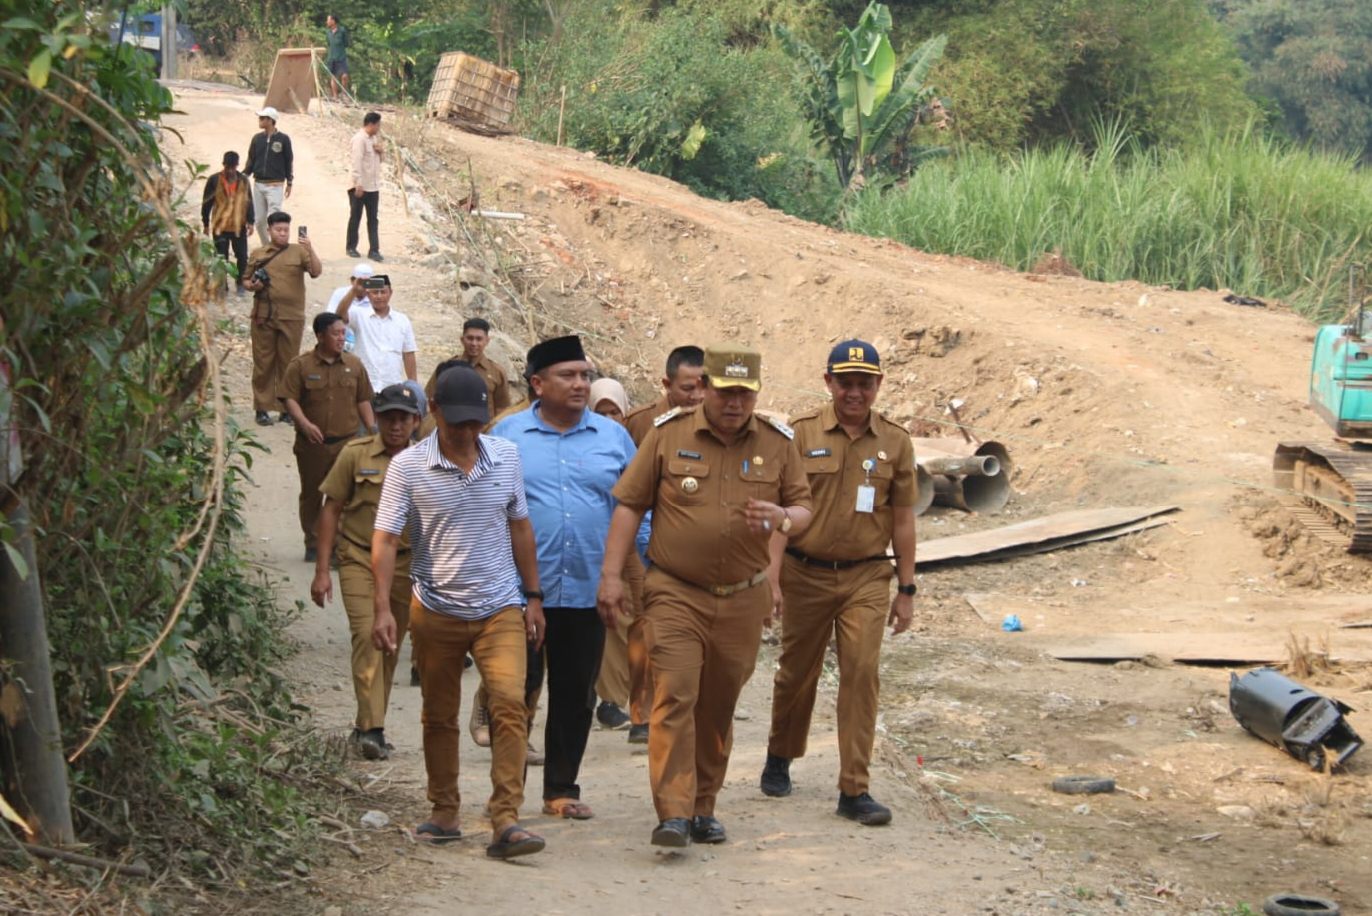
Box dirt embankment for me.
[165,82,1370,915]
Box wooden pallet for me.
[425,52,519,131]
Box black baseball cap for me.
[373,383,422,416]
[827,339,882,375]
[433,365,489,425]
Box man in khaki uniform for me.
[598,345,813,848]
[312,383,423,761]
[244,210,322,426]
[760,340,917,826]
[623,345,706,444]
[281,312,375,562]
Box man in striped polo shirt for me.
[371,364,548,859]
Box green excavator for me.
[1274,267,1372,551]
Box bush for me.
[1,1,339,884]
[518,3,841,221]
[844,122,1372,319]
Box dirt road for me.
[163,82,1370,915]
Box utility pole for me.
[160,3,177,80]
[0,365,74,846]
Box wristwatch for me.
[523,589,544,600]
[897,583,917,597]
[778,509,794,535]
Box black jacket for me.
[244,130,294,183]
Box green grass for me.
[844,123,1372,320]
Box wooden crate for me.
[264,47,323,113]
[425,52,520,133]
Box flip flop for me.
[486,824,546,859]
[542,797,595,820]
[415,821,463,845]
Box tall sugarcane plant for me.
[777,3,947,191]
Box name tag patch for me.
[306,374,322,381]
[677,449,702,459]
[806,448,832,458]
[359,468,380,476]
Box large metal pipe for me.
[913,438,1013,515]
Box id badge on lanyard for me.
[856,458,876,513]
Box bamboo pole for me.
[556,85,566,146]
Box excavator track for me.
[1274,441,1372,553]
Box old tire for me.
[1263,893,1340,916]
[1050,775,1116,795]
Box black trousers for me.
[345,190,380,254]
[213,231,249,284]
[525,607,604,801]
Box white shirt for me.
[346,302,417,391]
[327,286,369,313]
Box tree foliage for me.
[776,2,946,189]
[1216,0,1372,161]
[1,0,337,883]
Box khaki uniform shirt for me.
[280,349,372,440]
[613,407,812,590]
[787,404,917,562]
[424,353,512,414]
[247,243,311,322]
[320,434,412,555]
[624,395,670,446]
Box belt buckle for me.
[710,584,730,597]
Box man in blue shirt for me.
[491,335,635,820]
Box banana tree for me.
[777,3,947,190]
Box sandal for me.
[415,821,463,845]
[543,797,595,820]
[486,824,546,859]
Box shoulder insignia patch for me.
[761,414,794,440]
[653,406,684,427]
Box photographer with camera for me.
[243,211,322,426]
[333,271,417,393]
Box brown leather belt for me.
[785,547,894,570]
[656,565,768,597]
[708,570,768,597]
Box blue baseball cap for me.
[827,339,882,375]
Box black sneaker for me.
[278,412,293,425]
[760,754,792,797]
[346,248,362,258]
[368,251,384,262]
[689,815,726,844]
[255,410,272,426]
[627,723,649,744]
[651,818,690,848]
[836,791,892,826]
[351,728,389,761]
[596,700,630,730]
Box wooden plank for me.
[263,48,323,113]
[1025,631,1372,665]
[918,505,1180,566]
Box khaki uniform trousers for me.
[642,565,770,821]
[595,551,651,723]
[250,317,303,412]
[411,601,528,832]
[338,539,411,731]
[294,438,348,549]
[767,558,891,796]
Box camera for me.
[251,267,271,286]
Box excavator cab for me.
[1308,321,1372,438]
